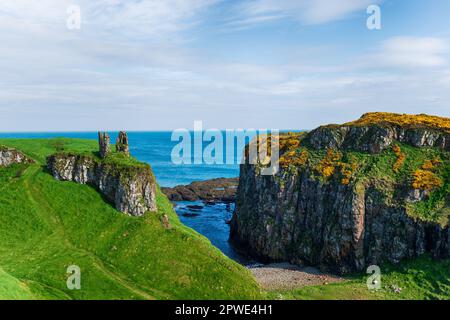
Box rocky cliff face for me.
[230,113,449,274]
[306,123,448,154]
[47,153,157,216]
[0,146,33,167]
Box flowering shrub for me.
[315,149,359,184]
[345,112,450,132]
[392,144,405,173]
[277,132,308,169]
[412,158,443,191]
[279,150,308,169]
[421,158,441,170]
[412,170,443,191]
[340,156,359,185]
[315,148,342,179]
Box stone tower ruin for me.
[98,132,111,159]
[116,131,130,157]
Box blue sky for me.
[0,0,449,131]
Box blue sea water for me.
[0,131,251,262]
[175,201,251,264]
[0,131,242,187]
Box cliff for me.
[47,153,157,216]
[0,146,33,167]
[306,113,449,153]
[46,132,157,216]
[230,113,450,274]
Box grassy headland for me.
[0,138,261,300]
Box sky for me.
[0,0,450,131]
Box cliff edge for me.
[47,132,157,216]
[230,113,450,274]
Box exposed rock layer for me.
[231,166,449,274]
[47,153,157,216]
[231,114,450,274]
[306,117,449,153]
[0,146,33,167]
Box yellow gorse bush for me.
[412,170,443,191]
[315,148,341,179]
[392,144,406,173]
[277,132,309,169]
[315,149,359,184]
[412,158,443,191]
[341,156,359,185]
[279,149,309,169]
[345,112,450,133]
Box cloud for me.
[0,0,218,38]
[376,37,449,68]
[222,14,286,30]
[84,0,219,38]
[230,0,380,27]
[0,1,449,132]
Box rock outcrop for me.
[230,113,450,274]
[306,112,449,153]
[162,178,239,202]
[47,132,156,216]
[0,146,33,167]
[47,153,157,216]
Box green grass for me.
[266,256,450,300]
[0,138,262,300]
[0,266,75,300]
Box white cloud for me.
[231,0,380,27]
[0,0,218,38]
[0,1,449,132]
[84,0,218,37]
[376,37,450,68]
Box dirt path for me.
[249,262,345,291]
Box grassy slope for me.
[0,138,261,300]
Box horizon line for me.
[0,129,311,134]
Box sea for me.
[0,131,252,263]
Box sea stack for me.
[116,131,130,156]
[98,132,111,159]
